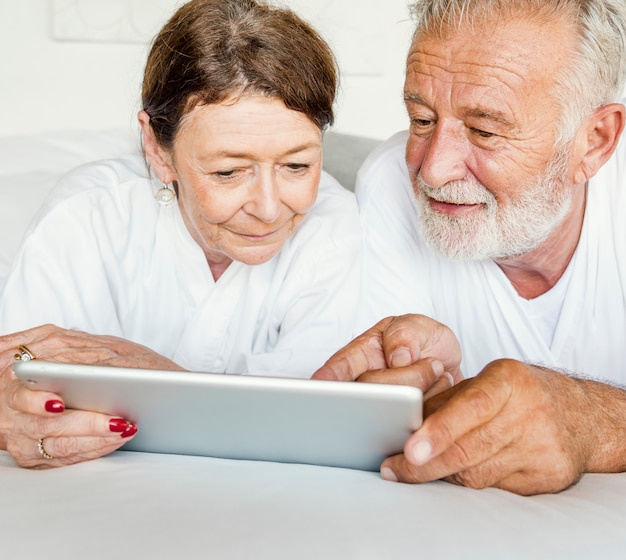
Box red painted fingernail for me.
[121,423,138,438]
[45,400,65,413]
[109,418,129,433]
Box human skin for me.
[312,314,464,398]
[139,94,323,281]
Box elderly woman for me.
[0,0,360,467]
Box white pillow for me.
[0,129,139,289]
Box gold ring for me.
[37,438,55,460]
[14,344,36,362]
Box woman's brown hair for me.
[142,0,338,150]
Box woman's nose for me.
[244,172,281,223]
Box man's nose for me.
[414,121,470,188]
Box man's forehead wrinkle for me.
[410,47,528,83]
[407,66,523,113]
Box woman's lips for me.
[240,232,276,240]
[230,227,281,240]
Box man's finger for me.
[403,372,513,466]
[381,315,463,381]
[356,358,448,394]
[311,317,394,381]
[380,444,517,489]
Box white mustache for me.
[417,175,495,206]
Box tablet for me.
[14,361,422,471]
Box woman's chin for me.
[232,246,283,266]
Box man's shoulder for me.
[357,131,409,171]
[354,131,412,215]
[353,131,415,220]
[292,170,360,252]
[355,131,409,190]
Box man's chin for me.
[420,226,546,262]
[423,237,492,261]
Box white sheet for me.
[1,450,625,559]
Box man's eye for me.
[286,163,310,171]
[412,118,433,127]
[471,128,495,138]
[215,170,235,177]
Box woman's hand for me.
[2,323,184,370]
[0,373,137,468]
[0,324,184,468]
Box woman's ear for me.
[138,110,177,183]
[572,103,625,184]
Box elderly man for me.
[314,0,626,495]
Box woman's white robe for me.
[0,155,361,377]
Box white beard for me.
[413,147,574,261]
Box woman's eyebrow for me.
[207,143,321,160]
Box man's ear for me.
[572,103,625,184]
[137,110,177,184]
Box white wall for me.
[0,0,413,140]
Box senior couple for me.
[1,0,624,496]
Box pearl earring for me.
[155,182,176,206]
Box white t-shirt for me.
[0,155,361,378]
[356,129,626,383]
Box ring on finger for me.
[14,344,37,362]
[37,438,55,460]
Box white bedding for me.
[0,129,140,286]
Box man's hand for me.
[381,359,626,495]
[312,314,464,398]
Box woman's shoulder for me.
[46,154,151,206]
[24,154,158,242]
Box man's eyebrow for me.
[465,108,515,129]
[403,92,427,105]
[404,93,516,129]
